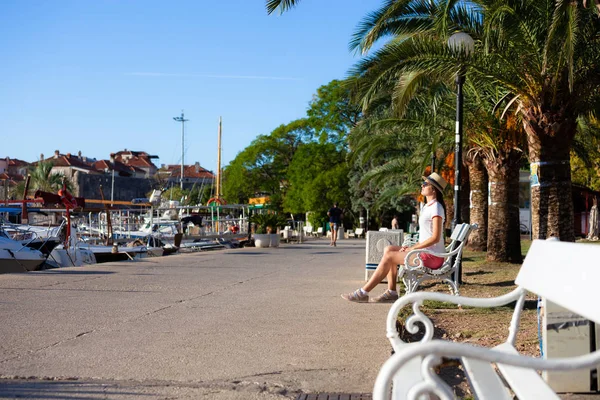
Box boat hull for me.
[89,245,147,263]
[49,247,97,268]
[0,249,47,273]
[23,238,61,257]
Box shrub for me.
[249,213,287,234]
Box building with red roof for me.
[35,150,99,179]
[0,157,30,179]
[0,157,29,200]
[157,162,215,190]
[92,156,146,178]
[113,149,159,178]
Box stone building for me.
[156,162,215,191]
[0,157,29,200]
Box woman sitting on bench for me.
[341,172,447,303]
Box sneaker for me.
[371,290,399,303]
[341,289,369,303]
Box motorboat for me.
[179,239,226,251]
[88,243,148,263]
[144,235,179,256]
[0,219,63,257]
[0,235,47,273]
[46,230,97,268]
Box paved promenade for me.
[0,238,390,399]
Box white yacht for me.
[0,234,47,273]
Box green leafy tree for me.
[222,119,311,208]
[223,80,360,214]
[306,79,361,147]
[284,142,349,213]
[571,116,600,191]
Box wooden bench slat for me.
[494,343,560,400]
[461,356,512,400]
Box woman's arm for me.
[402,216,443,251]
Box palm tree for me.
[464,83,526,262]
[350,0,600,242]
[30,162,69,192]
[347,79,456,216]
[473,0,600,241]
[465,151,488,251]
[10,161,72,198]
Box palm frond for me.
[266,0,299,15]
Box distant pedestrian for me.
[327,203,343,247]
[391,215,399,230]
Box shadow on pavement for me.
[36,271,116,275]
[0,380,157,399]
[224,252,270,255]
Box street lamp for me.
[173,111,189,190]
[447,32,474,230]
[429,140,435,173]
[448,32,474,283]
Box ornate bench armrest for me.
[403,247,464,271]
[386,288,526,350]
[373,339,600,400]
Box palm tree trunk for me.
[484,152,522,263]
[524,112,576,241]
[466,154,487,251]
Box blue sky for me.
[0,0,378,172]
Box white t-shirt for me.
[418,200,445,254]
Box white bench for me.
[374,239,600,400]
[400,223,474,296]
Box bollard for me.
[364,230,403,280]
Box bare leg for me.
[329,223,334,245]
[332,226,338,245]
[363,245,408,293]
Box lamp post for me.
[448,32,474,284]
[429,141,436,173]
[173,111,189,190]
[110,168,115,207]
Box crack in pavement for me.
[0,270,280,364]
[0,287,159,293]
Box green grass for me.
[577,239,600,245]
[397,238,535,312]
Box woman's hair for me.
[434,187,447,221]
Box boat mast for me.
[216,116,222,200]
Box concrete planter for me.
[270,234,280,247]
[254,233,271,248]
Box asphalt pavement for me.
[0,238,391,399]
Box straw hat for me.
[421,172,448,193]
